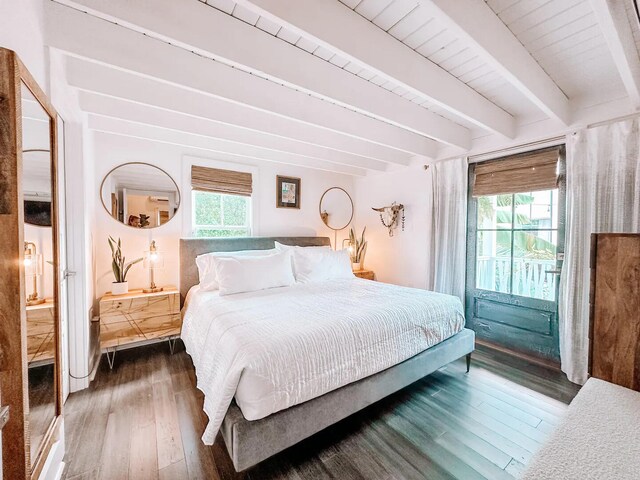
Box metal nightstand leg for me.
[168,336,177,355]
[106,347,117,370]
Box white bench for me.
[522,378,640,479]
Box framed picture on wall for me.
[276,175,301,209]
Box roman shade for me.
[472,147,560,197]
[191,165,253,197]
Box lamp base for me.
[142,286,164,293]
[26,297,46,306]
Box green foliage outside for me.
[193,191,249,238]
[194,228,250,238]
[478,193,556,261]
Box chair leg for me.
[466,353,472,373]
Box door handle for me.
[545,269,562,275]
[63,269,77,279]
[0,405,9,431]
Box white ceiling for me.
[43,0,640,174]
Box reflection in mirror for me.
[319,187,354,231]
[100,163,181,228]
[21,81,56,461]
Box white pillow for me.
[196,248,277,291]
[213,251,295,296]
[274,241,331,252]
[274,241,332,278]
[291,248,354,283]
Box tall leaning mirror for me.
[0,47,62,480]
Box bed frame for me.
[179,236,475,471]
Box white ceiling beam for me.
[64,57,409,166]
[589,0,640,109]
[422,0,570,125]
[238,0,516,138]
[88,115,367,177]
[79,91,387,172]
[52,0,471,149]
[44,2,437,158]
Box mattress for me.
[181,278,465,444]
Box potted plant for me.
[348,226,367,271]
[108,236,143,295]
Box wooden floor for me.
[61,342,580,480]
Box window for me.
[192,190,251,237]
[475,190,559,301]
[190,164,253,238]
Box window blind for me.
[472,147,560,197]
[191,165,253,197]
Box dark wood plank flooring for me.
[61,342,580,480]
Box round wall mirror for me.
[100,162,181,229]
[319,187,354,231]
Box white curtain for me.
[560,118,640,385]
[430,157,468,303]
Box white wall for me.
[92,132,355,301]
[354,164,434,289]
[0,0,47,87]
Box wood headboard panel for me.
[179,236,331,302]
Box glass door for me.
[466,151,565,363]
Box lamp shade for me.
[143,240,164,269]
[23,242,43,277]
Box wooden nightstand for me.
[99,286,180,368]
[353,269,375,280]
[26,298,55,365]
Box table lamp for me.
[24,241,45,305]
[143,240,164,293]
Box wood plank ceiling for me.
[44,0,640,175]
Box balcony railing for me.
[476,256,557,301]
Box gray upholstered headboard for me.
[179,236,331,302]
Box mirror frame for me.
[319,186,354,231]
[0,47,63,480]
[99,161,181,229]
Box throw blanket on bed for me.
[182,278,465,444]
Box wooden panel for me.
[475,299,552,335]
[26,299,56,363]
[0,46,30,480]
[26,300,55,336]
[353,269,375,280]
[32,334,55,364]
[138,314,181,341]
[100,287,181,350]
[100,288,179,324]
[100,295,177,324]
[590,234,640,391]
[100,322,145,349]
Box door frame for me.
[465,147,566,363]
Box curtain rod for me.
[467,136,565,163]
[432,110,640,166]
[586,110,640,129]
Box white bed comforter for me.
[181,278,465,444]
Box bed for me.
[179,236,475,471]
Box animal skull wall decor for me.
[372,202,405,237]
